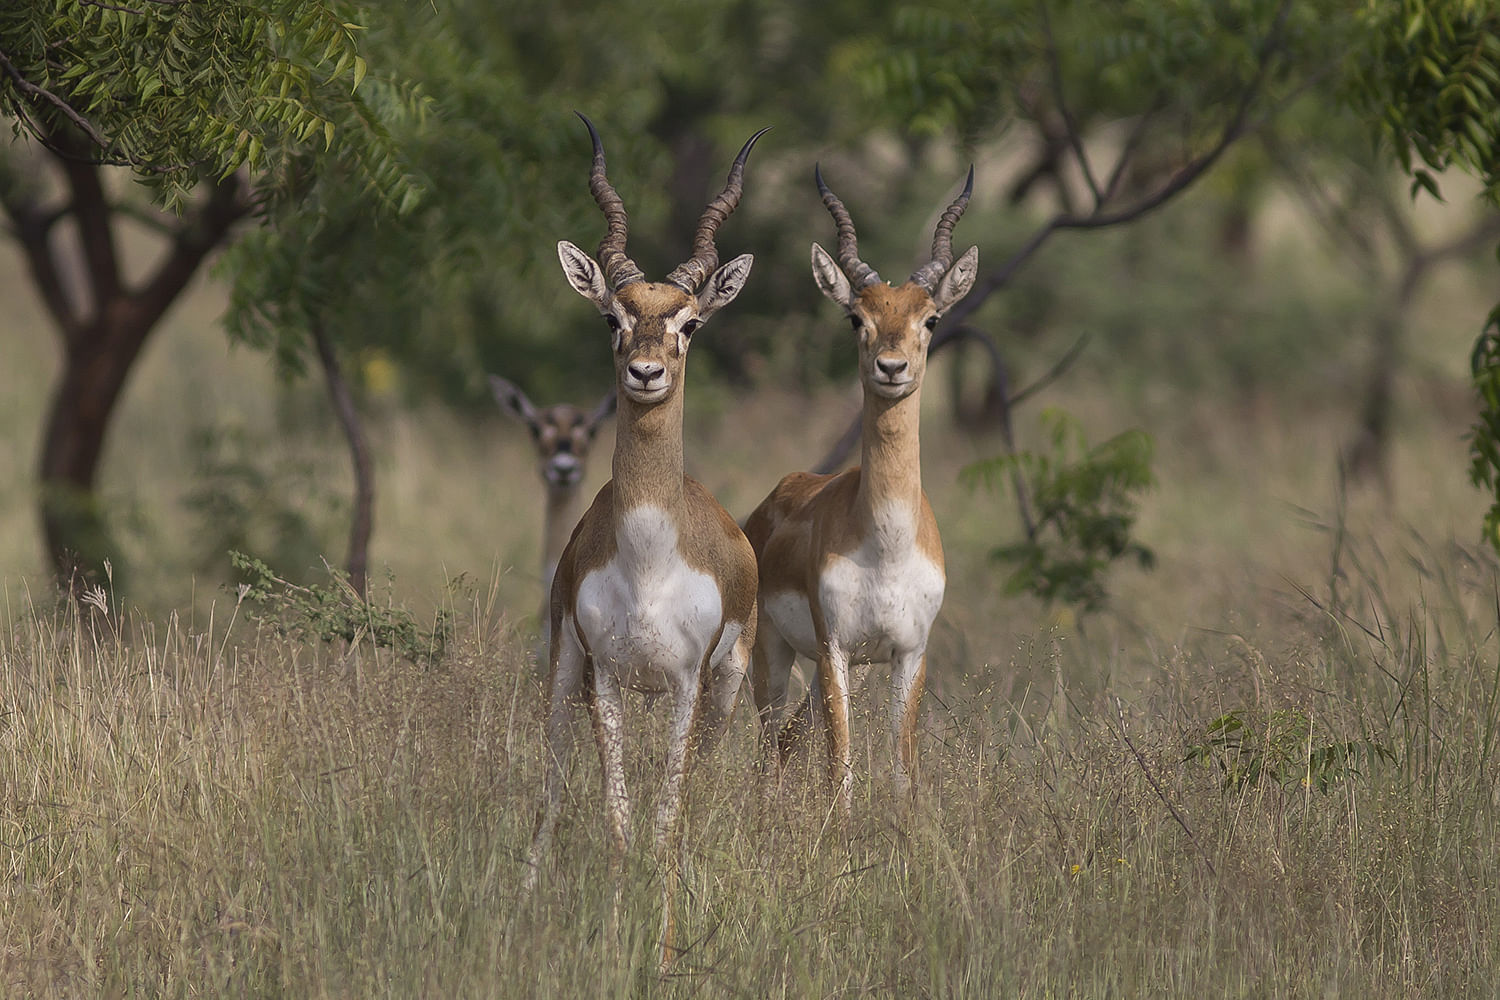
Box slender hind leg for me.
[749,617,796,775]
[699,621,752,757]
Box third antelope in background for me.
[488,373,615,645]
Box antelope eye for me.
[924,316,939,331]
[848,315,862,332]
[603,314,620,332]
[682,318,700,337]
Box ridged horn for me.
[815,164,882,289]
[577,112,645,290]
[665,126,771,293]
[910,166,974,292]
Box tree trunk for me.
[38,305,155,591]
[311,319,374,596]
[1,136,248,593]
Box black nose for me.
[628,361,665,383]
[876,357,908,377]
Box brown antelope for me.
[744,165,978,820]
[487,374,616,643]
[522,114,766,967]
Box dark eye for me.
[603,314,620,331]
[682,318,700,337]
[924,316,939,331]
[848,315,862,332]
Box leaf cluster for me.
[1356,0,1500,201]
[229,550,450,665]
[0,0,414,213]
[866,0,1361,144]
[963,409,1155,613]
[1184,708,1396,796]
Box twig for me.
[1113,697,1216,877]
[1038,0,1101,205]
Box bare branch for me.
[311,316,374,597]
[133,173,250,329]
[0,170,78,336]
[811,407,865,475]
[938,0,1295,336]
[1113,698,1217,877]
[1038,0,1101,205]
[0,46,116,154]
[1101,101,1165,203]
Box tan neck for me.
[542,483,585,579]
[610,391,687,517]
[857,385,925,519]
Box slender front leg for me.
[589,663,631,866]
[655,671,703,970]
[818,644,854,821]
[524,617,588,894]
[890,648,928,808]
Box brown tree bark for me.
[310,318,374,597]
[1,134,249,592]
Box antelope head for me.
[809,165,979,400]
[556,114,768,406]
[488,375,616,490]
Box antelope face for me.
[489,374,616,489]
[557,243,755,407]
[603,282,702,405]
[812,242,980,402]
[532,404,600,487]
[849,283,939,400]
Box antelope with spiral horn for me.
[744,165,978,820]
[523,113,767,968]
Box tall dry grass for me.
[3,511,1499,997]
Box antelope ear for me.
[586,388,618,433]
[932,245,979,313]
[810,242,853,311]
[488,374,539,428]
[696,253,754,321]
[557,240,610,308]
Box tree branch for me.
[1038,0,1101,205]
[133,174,250,331]
[54,132,123,308]
[0,177,77,337]
[311,317,374,597]
[0,45,199,173]
[938,0,1295,335]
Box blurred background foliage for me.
[2,0,1498,608]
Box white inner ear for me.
[696,253,754,321]
[810,242,853,311]
[557,240,611,308]
[932,245,979,313]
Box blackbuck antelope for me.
[488,374,616,643]
[523,114,766,966]
[744,165,978,819]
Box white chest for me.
[765,503,944,663]
[575,506,731,693]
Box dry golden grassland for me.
[4,203,1500,996]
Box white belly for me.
[576,506,728,694]
[818,547,944,661]
[764,504,945,664]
